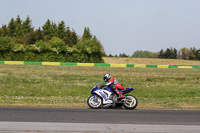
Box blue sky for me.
[1,0,200,55]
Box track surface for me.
[0,107,200,133]
[0,107,199,125]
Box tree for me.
[22,16,34,35]
[164,48,172,59]
[50,22,57,38]
[172,48,177,59]
[42,19,57,40]
[50,37,65,48]
[15,15,22,25]
[7,18,15,37]
[56,21,65,39]
[196,49,200,60]
[35,40,51,52]
[149,52,158,58]
[64,26,73,46]
[119,53,128,57]
[15,24,24,38]
[0,36,13,51]
[181,47,190,60]
[158,49,165,58]
[42,19,51,38]
[25,27,44,45]
[0,28,2,37]
[188,47,197,60]
[82,27,92,40]
[132,50,152,58]
[108,54,113,57]
[35,27,44,41]
[158,47,177,59]
[0,16,105,63]
[91,36,101,53]
[14,15,24,37]
[71,29,78,45]
[0,25,8,37]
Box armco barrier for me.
[0,61,4,64]
[60,62,77,66]
[0,61,200,69]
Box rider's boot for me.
[118,93,125,101]
[114,88,125,100]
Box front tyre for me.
[123,95,138,109]
[87,95,103,109]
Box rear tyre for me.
[123,95,138,109]
[87,95,103,109]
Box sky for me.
[1,0,200,55]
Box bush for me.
[0,36,104,63]
[35,40,51,52]
[0,36,13,51]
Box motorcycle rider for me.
[101,73,125,99]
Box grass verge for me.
[103,57,200,66]
[0,64,199,110]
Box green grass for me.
[0,64,200,109]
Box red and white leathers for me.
[106,78,124,98]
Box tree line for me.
[158,47,200,60]
[0,15,104,63]
[157,47,200,60]
[108,47,200,60]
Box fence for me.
[0,61,200,69]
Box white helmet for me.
[103,73,111,82]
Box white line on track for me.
[0,122,200,133]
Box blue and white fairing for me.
[120,87,134,94]
[90,84,113,104]
[90,84,134,104]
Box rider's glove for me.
[100,85,106,89]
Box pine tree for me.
[15,24,24,38]
[56,21,66,39]
[14,15,24,37]
[82,27,92,40]
[26,27,44,45]
[91,35,105,56]
[158,49,165,58]
[71,29,78,45]
[15,15,22,25]
[8,18,16,37]
[42,19,51,40]
[172,48,177,59]
[22,16,34,35]
[42,19,57,40]
[196,48,200,60]
[0,25,8,37]
[50,22,57,38]
[164,48,172,59]
[35,27,44,41]
[91,36,100,52]
[64,26,73,46]
[0,28,2,37]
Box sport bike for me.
[87,83,138,109]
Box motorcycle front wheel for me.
[87,95,103,109]
[123,95,138,109]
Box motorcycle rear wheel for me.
[123,95,138,109]
[87,95,103,109]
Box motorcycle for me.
[87,83,138,109]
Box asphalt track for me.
[0,107,200,133]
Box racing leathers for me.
[103,78,125,99]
